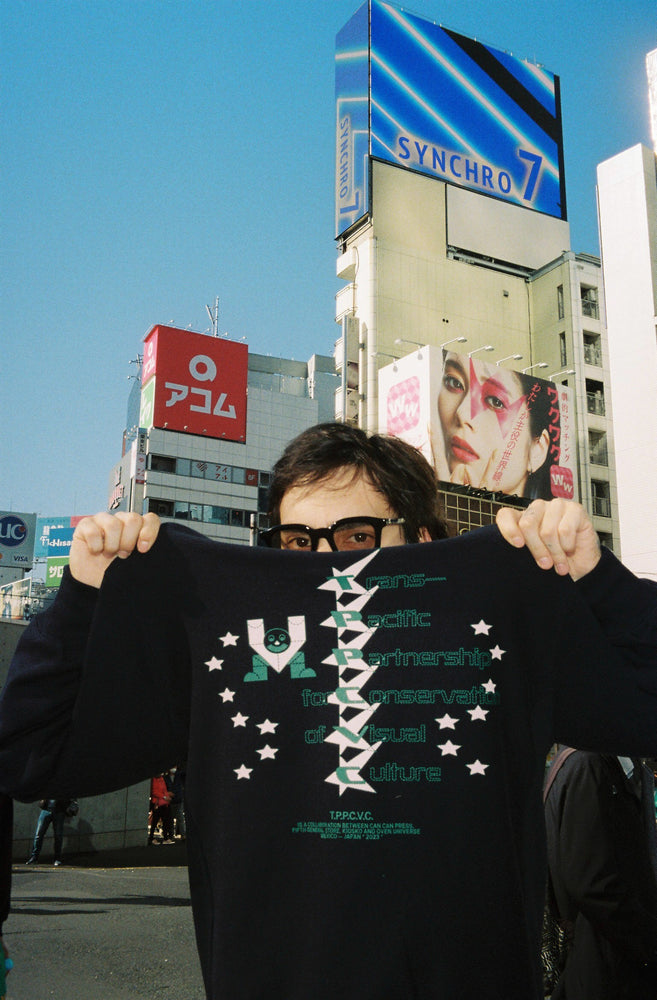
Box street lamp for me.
[370,351,400,360]
[467,345,495,358]
[370,351,400,370]
[394,338,424,349]
[495,353,523,366]
[440,335,467,350]
[548,368,575,381]
[521,362,548,373]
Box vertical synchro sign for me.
[335,1,370,237]
[141,326,248,442]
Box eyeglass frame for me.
[258,515,406,552]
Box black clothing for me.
[546,752,657,999]
[0,524,656,999]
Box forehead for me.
[279,468,395,526]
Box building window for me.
[176,458,191,477]
[174,501,190,519]
[591,480,611,518]
[230,509,245,527]
[204,505,230,525]
[583,333,601,366]
[559,332,567,368]
[210,464,231,482]
[580,285,599,320]
[191,462,208,478]
[147,499,174,517]
[588,430,608,466]
[150,454,176,474]
[557,284,564,320]
[258,487,271,513]
[586,379,605,416]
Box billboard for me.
[0,511,37,569]
[45,556,70,589]
[335,2,370,236]
[378,347,576,502]
[141,326,248,442]
[336,0,566,236]
[35,517,87,559]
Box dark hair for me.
[268,422,450,542]
[516,373,561,500]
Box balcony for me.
[586,392,605,416]
[583,343,602,366]
[591,495,611,518]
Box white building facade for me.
[597,143,657,576]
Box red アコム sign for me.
[142,325,248,442]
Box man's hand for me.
[69,512,161,589]
[495,499,601,582]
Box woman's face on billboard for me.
[437,353,548,495]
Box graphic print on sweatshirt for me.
[202,548,503,826]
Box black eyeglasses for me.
[259,516,406,552]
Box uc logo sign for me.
[0,515,28,547]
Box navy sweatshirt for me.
[1,523,656,999]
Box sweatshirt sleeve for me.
[553,547,657,756]
[0,528,192,801]
[576,545,657,649]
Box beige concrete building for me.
[334,160,618,544]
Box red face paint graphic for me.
[437,353,536,494]
[468,358,527,437]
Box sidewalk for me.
[8,838,205,999]
[61,837,189,868]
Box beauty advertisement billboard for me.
[378,347,576,502]
[336,0,566,236]
[140,326,248,442]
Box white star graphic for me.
[490,645,505,660]
[234,764,252,780]
[438,740,461,756]
[219,687,235,703]
[468,705,489,722]
[220,631,239,647]
[436,713,459,729]
[231,712,249,727]
[482,679,497,694]
[257,745,278,760]
[205,656,223,671]
[467,760,489,776]
[257,719,279,735]
[471,619,492,635]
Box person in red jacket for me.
[148,774,173,845]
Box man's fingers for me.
[73,512,159,558]
[517,501,570,575]
[497,500,600,580]
[137,512,161,552]
[495,507,525,548]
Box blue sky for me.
[2,0,655,518]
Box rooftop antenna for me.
[206,296,219,337]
